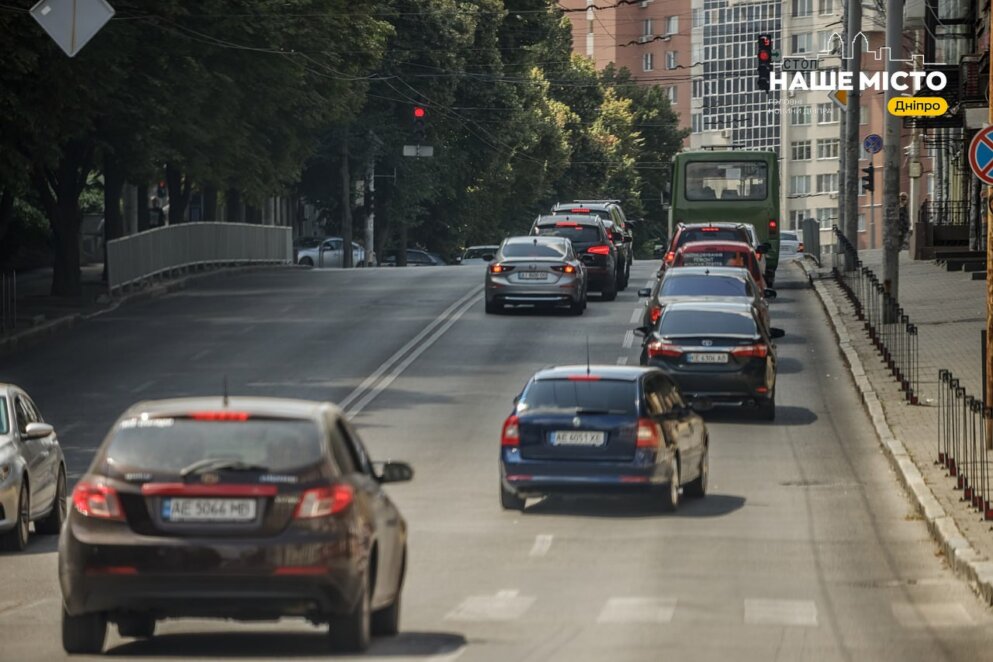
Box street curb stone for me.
[797,258,993,606]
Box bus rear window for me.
[685,162,768,201]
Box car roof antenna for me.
[586,335,591,376]
[222,375,229,407]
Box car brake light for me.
[636,418,663,448]
[649,304,662,323]
[294,484,354,519]
[489,263,515,274]
[647,341,683,358]
[701,227,720,232]
[769,219,778,235]
[567,375,600,381]
[664,251,675,265]
[555,222,581,228]
[551,264,577,274]
[569,208,591,213]
[731,344,769,358]
[189,411,250,421]
[587,245,611,255]
[501,415,520,447]
[72,482,124,520]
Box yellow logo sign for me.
[888,97,948,117]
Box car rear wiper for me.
[180,458,269,478]
[574,408,629,416]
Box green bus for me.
[665,150,782,285]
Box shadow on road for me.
[702,405,818,426]
[106,630,466,658]
[0,533,59,557]
[776,357,804,375]
[521,492,745,519]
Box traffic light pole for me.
[843,0,862,269]
[870,162,876,250]
[882,0,904,309]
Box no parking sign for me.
[968,126,993,185]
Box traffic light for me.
[861,164,875,193]
[756,34,773,92]
[156,180,167,198]
[412,106,427,143]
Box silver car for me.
[456,245,499,266]
[485,236,587,315]
[296,237,366,267]
[0,384,67,551]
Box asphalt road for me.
[1,261,992,661]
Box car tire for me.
[500,483,526,511]
[117,613,156,639]
[485,299,502,315]
[570,297,584,316]
[659,458,680,512]
[36,467,67,535]
[684,446,708,499]
[372,548,404,637]
[62,608,107,655]
[601,276,618,302]
[758,393,776,421]
[328,571,372,653]
[299,257,314,267]
[0,481,29,551]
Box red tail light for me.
[189,411,250,421]
[701,227,720,232]
[664,251,675,265]
[569,208,591,213]
[768,219,779,235]
[636,418,663,448]
[647,341,683,358]
[501,414,520,447]
[555,222,581,228]
[587,245,611,255]
[489,263,515,274]
[72,482,124,520]
[731,344,769,358]
[294,484,354,519]
[551,264,577,274]
[649,304,662,323]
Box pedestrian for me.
[898,192,910,250]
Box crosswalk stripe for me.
[616,356,629,365]
[744,599,818,627]
[629,308,642,324]
[597,597,677,624]
[891,602,974,628]
[622,330,634,349]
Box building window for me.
[665,16,679,35]
[790,106,812,126]
[816,207,836,229]
[860,105,869,125]
[667,86,677,103]
[666,51,678,69]
[858,213,866,232]
[643,18,653,37]
[791,33,812,55]
[692,8,703,28]
[789,175,811,195]
[817,31,835,53]
[643,53,654,72]
[817,138,840,159]
[791,140,812,161]
[816,173,839,193]
[792,0,813,17]
[692,79,703,98]
[789,209,808,228]
[818,0,834,15]
[691,113,702,133]
[817,103,840,124]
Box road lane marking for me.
[892,602,974,628]
[616,356,629,365]
[444,590,534,622]
[529,534,553,557]
[131,380,155,394]
[58,422,81,436]
[744,599,818,626]
[191,348,212,361]
[597,597,677,624]
[343,286,483,419]
[629,308,642,324]
[622,330,634,349]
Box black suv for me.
[531,215,619,300]
[550,201,632,290]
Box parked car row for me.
[293,237,448,267]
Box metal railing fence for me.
[831,225,919,404]
[801,218,822,265]
[937,369,993,520]
[106,223,292,294]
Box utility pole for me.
[838,9,848,244]
[340,131,353,269]
[843,0,862,268]
[882,0,904,308]
[986,8,993,448]
[365,154,376,267]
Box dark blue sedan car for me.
[499,365,708,512]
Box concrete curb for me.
[797,258,993,606]
[0,264,299,358]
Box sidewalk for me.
[801,249,993,604]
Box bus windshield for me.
[685,161,768,201]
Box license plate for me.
[162,498,257,522]
[687,352,728,364]
[552,431,605,446]
[519,272,548,280]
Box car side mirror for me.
[770,328,786,339]
[754,245,766,255]
[483,254,494,262]
[637,287,652,298]
[24,422,54,439]
[455,256,463,264]
[374,461,414,484]
[633,326,650,338]
[610,231,623,243]
[763,288,777,299]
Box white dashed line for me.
[622,330,634,349]
[191,348,212,361]
[616,356,629,365]
[744,599,818,626]
[629,308,642,324]
[131,380,155,394]
[529,534,553,557]
[445,590,534,622]
[597,597,677,624]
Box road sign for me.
[863,134,883,154]
[402,145,434,158]
[828,89,848,111]
[969,126,993,185]
[30,0,115,58]
[782,57,818,72]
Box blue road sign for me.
[863,134,883,155]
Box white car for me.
[779,231,804,261]
[296,237,366,267]
[456,245,499,266]
[740,223,768,277]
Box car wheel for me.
[485,299,502,315]
[758,393,776,421]
[500,483,526,511]
[601,276,617,302]
[371,550,403,637]
[36,467,67,535]
[0,481,29,551]
[684,446,708,499]
[117,613,156,639]
[328,570,371,653]
[660,458,680,512]
[62,608,107,655]
[570,297,584,316]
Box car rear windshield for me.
[678,250,752,269]
[677,228,749,245]
[781,232,798,241]
[659,309,757,337]
[502,242,567,259]
[0,398,8,435]
[685,161,769,201]
[521,379,637,415]
[661,275,749,298]
[535,225,601,244]
[103,417,324,473]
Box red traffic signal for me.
[758,50,770,62]
[413,106,426,118]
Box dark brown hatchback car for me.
[59,397,412,655]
